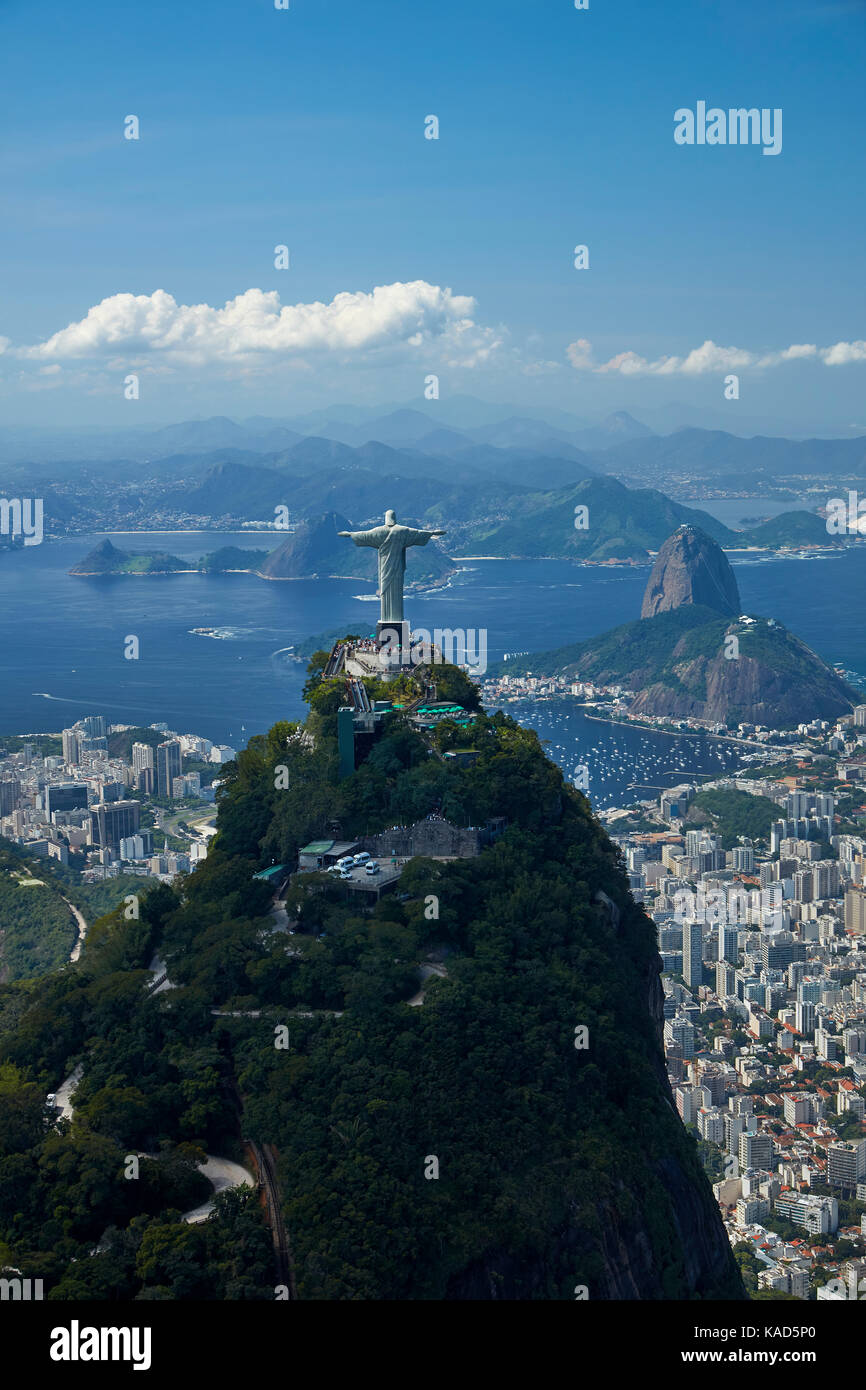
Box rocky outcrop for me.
[627,617,856,727]
[69,538,188,575]
[259,510,455,584]
[641,525,740,619]
[69,537,130,574]
[504,523,860,727]
[258,511,352,578]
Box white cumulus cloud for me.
[567,336,866,376]
[19,282,500,368]
[821,339,866,365]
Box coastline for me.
[70,566,457,592]
[449,542,847,565]
[490,696,779,753]
[582,710,772,750]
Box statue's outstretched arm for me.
[404,527,446,546]
[338,528,381,547]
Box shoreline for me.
[581,710,774,750]
[450,543,848,565]
[491,696,781,752]
[70,566,457,592]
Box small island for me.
[69,538,269,576]
[69,512,459,589]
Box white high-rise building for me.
[683,919,704,989]
[62,728,80,765]
[827,1140,866,1190]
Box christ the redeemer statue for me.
[339,510,445,624]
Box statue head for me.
[384,509,397,526]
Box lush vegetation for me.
[73,541,270,576]
[493,605,725,681]
[493,601,857,729]
[467,477,737,562]
[199,547,269,571]
[0,734,62,759]
[0,858,78,981]
[106,726,164,759]
[0,840,149,982]
[0,658,744,1300]
[741,511,835,548]
[689,788,781,849]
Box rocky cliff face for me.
[627,618,856,727]
[641,525,740,619]
[258,510,353,579]
[259,510,454,584]
[507,523,859,727]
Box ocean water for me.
[693,497,813,529]
[1,531,863,809]
[502,702,750,811]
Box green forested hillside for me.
[0,840,151,982]
[689,789,781,848]
[0,660,743,1301]
[0,870,77,981]
[491,605,728,680]
[735,510,835,548]
[464,477,737,561]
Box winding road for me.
[181,1156,256,1224]
[52,1064,254,1225]
[62,897,88,963]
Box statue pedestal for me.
[376,620,411,671]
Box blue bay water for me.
[1,531,863,809]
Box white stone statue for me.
[339,510,445,623]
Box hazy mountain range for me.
[3,400,864,562]
[2,394,865,473]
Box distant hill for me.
[464,477,737,561]
[737,509,836,548]
[69,539,189,575]
[257,511,457,586]
[161,453,555,527]
[272,436,481,484]
[181,461,295,518]
[571,411,654,453]
[493,525,858,728]
[593,428,866,485]
[198,546,269,571]
[69,538,267,576]
[280,465,531,525]
[417,443,597,488]
[106,726,165,759]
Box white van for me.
[365,861,380,876]
[355,851,370,864]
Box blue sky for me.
[0,0,864,429]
